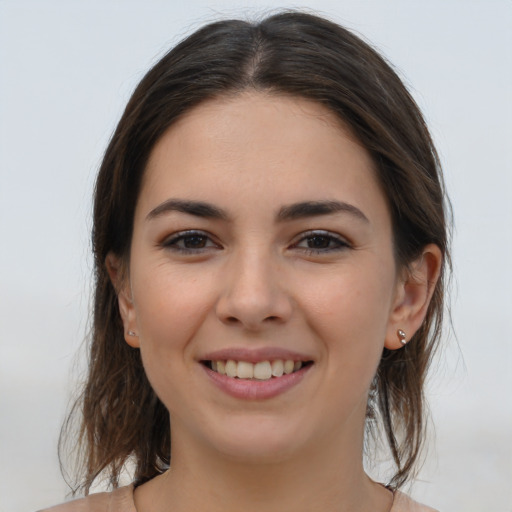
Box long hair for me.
[61,11,451,494]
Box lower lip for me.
[202,364,312,400]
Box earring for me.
[397,329,407,346]
[127,330,138,337]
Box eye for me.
[292,230,350,254]
[162,230,220,253]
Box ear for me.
[105,252,140,348]
[385,244,443,350]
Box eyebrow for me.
[146,199,229,221]
[146,198,369,224]
[277,200,369,223]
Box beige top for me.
[39,484,439,512]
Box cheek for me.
[303,264,395,337]
[298,260,396,384]
[133,262,214,332]
[131,265,216,386]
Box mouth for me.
[201,359,314,381]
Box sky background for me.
[0,1,511,511]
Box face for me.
[117,92,408,463]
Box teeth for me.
[253,361,272,380]
[271,360,284,377]
[209,359,306,380]
[225,360,237,378]
[284,360,295,374]
[216,360,226,375]
[237,361,254,379]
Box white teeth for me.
[253,361,272,380]
[271,360,284,377]
[216,360,226,375]
[209,358,306,379]
[283,360,295,374]
[225,360,238,378]
[237,361,254,379]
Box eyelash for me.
[161,230,220,254]
[292,230,351,255]
[161,229,351,255]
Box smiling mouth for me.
[202,359,313,381]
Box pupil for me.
[308,236,329,248]
[184,235,206,248]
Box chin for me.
[218,439,300,465]
[204,415,310,464]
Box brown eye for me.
[182,234,208,249]
[163,230,220,252]
[306,235,333,249]
[293,230,350,254]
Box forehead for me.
[138,92,388,224]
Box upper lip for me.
[200,347,314,364]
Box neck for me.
[134,416,392,512]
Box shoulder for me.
[37,485,136,512]
[391,491,439,512]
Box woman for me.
[42,11,449,512]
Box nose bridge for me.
[216,242,292,329]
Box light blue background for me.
[1,1,511,511]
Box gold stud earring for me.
[397,329,407,346]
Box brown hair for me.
[61,10,451,494]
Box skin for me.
[108,92,441,512]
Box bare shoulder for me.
[392,491,439,512]
[37,485,136,512]
[37,491,111,512]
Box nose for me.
[215,249,293,331]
